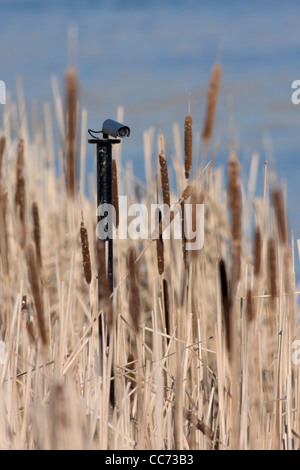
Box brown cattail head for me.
[246,288,254,322]
[15,138,26,248]
[219,259,230,351]
[156,209,164,275]
[227,154,242,242]
[26,243,47,346]
[181,201,187,266]
[32,202,42,270]
[0,189,9,274]
[163,278,170,336]
[159,152,170,207]
[272,187,287,245]
[15,137,24,202]
[65,67,78,198]
[202,62,221,146]
[112,159,119,229]
[180,184,193,202]
[268,237,277,309]
[0,135,6,181]
[227,154,242,288]
[184,114,192,180]
[128,246,140,334]
[80,218,92,285]
[253,225,261,277]
[96,239,113,331]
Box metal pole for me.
[97,140,113,291]
[89,136,120,407]
[97,139,114,406]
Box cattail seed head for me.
[163,278,170,336]
[32,202,42,270]
[180,184,193,202]
[65,67,78,198]
[202,62,221,146]
[268,237,277,309]
[227,154,242,242]
[219,259,230,351]
[156,209,164,275]
[184,114,192,180]
[272,187,287,245]
[227,154,242,288]
[0,189,9,274]
[253,225,261,277]
[0,135,6,181]
[26,243,47,346]
[128,246,140,333]
[159,152,170,207]
[246,288,254,322]
[15,138,26,248]
[80,219,92,285]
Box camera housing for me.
[102,119,130,139]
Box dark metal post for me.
[97,139,115,291]
[89,136,120,407]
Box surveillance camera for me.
[102,119,130,139]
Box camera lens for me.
[118,127,128,137]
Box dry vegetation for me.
[0,61,299,450]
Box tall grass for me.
[0,64,298,451]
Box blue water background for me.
[0,0,300,277]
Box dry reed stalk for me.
[190,187,205,260]
[253,225,261,277]
[227,154,242,289]
[112,159,119,229]
[272,187,287,245]
[128,246,141,334]
[268,237,277,310]
[24,295,36,346]
[26,243,47,346]
[219,259,230,351]
[184,114,192,180]
[96,239,113,331]
[158,152,170,207]
[126,353,136,397]
[65,67,78,198]
[180,201,187,266]
[32,202,42,270]
[156,209,164,275]
[80,218,92,285]
[50,382,70,449]
[26,318,36,346]
[202,62,221,147]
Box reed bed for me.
[0,63,299,451]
